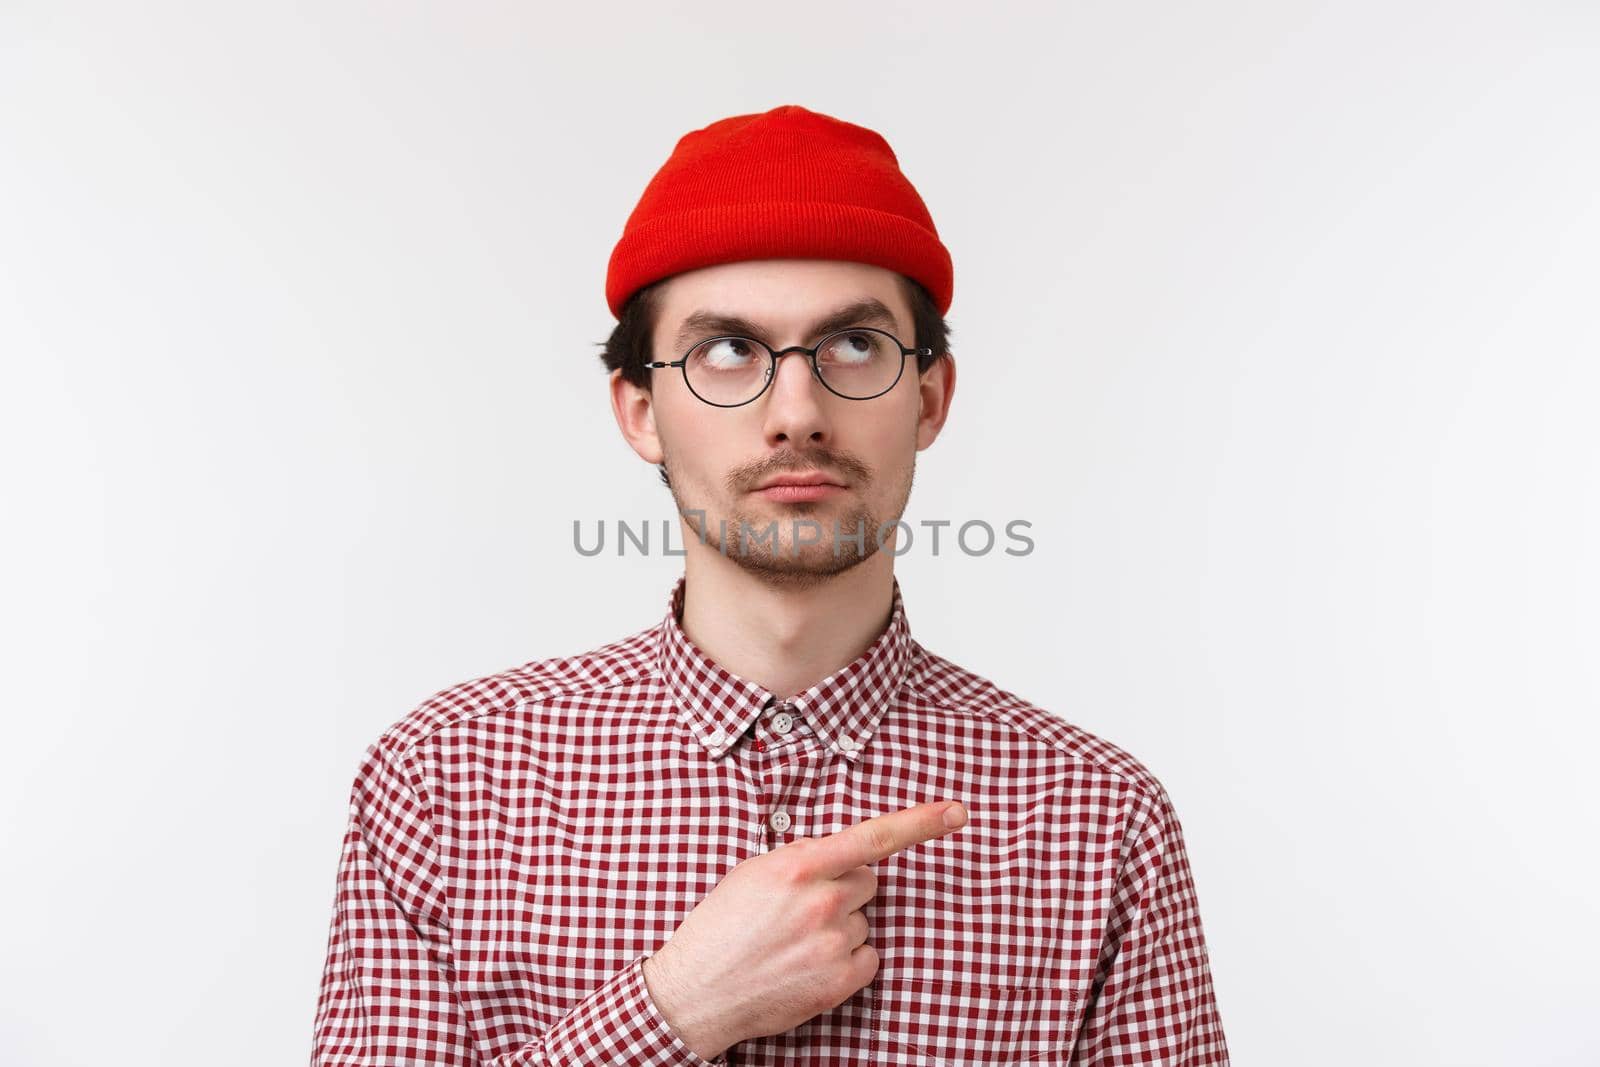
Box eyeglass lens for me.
[684,329,902,405]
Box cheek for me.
[858,405,921,462]
[655,392,706,454]
[660,411,742,488]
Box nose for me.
[761,348,831,444]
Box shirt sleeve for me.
[1069,780,1230,1066]
[311,741,728,1067]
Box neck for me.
[678,540,896,701]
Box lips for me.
[754,470,846,490]
[755,482,844,503]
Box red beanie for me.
[605,104,953,320]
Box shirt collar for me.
[655,573,915,762]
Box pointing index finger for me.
[814,801,967,877]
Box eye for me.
[817,331,886,366]
[693,337,762,371]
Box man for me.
[311,104,1229,1065]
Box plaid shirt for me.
[311,574,1228,1065]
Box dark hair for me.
[595,272,953,489]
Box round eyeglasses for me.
[645,328,934,408]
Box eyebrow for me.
[670,297,902,353]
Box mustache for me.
[731,450,871,493]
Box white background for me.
[2,2,1596,1064]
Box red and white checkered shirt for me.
[312,574,1228,1065]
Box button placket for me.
[763,701,800,843]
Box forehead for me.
[654,259,911,349]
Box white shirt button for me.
[770,711,795,736]
[768,810,792,832]
[838,737,858,752]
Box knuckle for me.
[865,824,896,856]
[770,848,812,885]
[785,857,819,889]
[804,891,839,926]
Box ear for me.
[611,367,666,464]
[914,353,957,450]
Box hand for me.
[642,800,969,1060]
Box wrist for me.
[643,948,732,1060]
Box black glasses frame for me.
[645,327,935,408]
